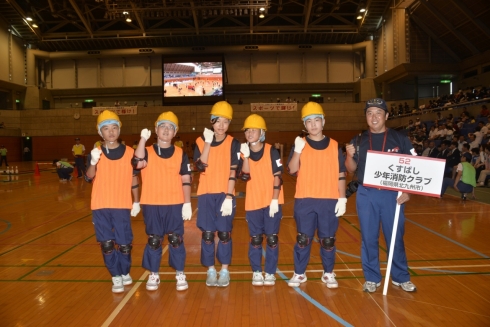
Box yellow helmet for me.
[301,102,325,120]
[155,111,179,131]
[242,114,267,131]
[210,101,233,120]
[96,110,122,131]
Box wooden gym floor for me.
[0,161,489,326]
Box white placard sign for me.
[363,150,445,197]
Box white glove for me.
[90,148,102,166]
[140,128,151,141]
[203,128,214,143]
[335,198,347,217]
[131,202,141,217]
[240,143,250,158]
[182,203,192,220]
[269,199,279,217]
[220,197,233,216]
[294,136,306,154]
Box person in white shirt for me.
[469,126,483,146]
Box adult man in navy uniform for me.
[345,98,417,293]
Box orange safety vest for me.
[295,137,339,199]
[245,143,284,211]
[91,146,134,210]
[196,135,235,195]
[140,146,185,205]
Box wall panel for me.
[226,54,251,84]
[279,53,302,83]
[251,53,278,83]
[77,59,98,88]
[100,58,123,87]
[52,60,75,89]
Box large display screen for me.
[162,54,225,106]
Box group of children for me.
[88,101,347,293]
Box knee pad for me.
[168,233,183,248]
[118,244,132,254]
[266,234,279,248]
[148,234,162,250]
[217,231,231,244]
[296,233,310,248]
[100,240,115,254]
[250,235,263,248]
[202,231,215,244]
[320,237,335,251]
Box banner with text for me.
[363,150,445,197]
[251,103,297,112]
[92,106,138,116]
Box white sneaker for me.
[176,273,189,291]
[206,268,218,287]
[112,276,124,293]
[217,269,230,287]
[146,273,160,291]
[122,273,132,286]
[252,271,264,286]
[288,273,307,287]
[264,273,276,286]
[321,271,338,288]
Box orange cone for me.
[34,162,41,176]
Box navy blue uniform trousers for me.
[246,206,282,274]
[356,185,410,284]
[196,193,236,267]
[293,198,338,274]
[141,204,186,272]
[92,209,133,276]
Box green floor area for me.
[444,186,490,205]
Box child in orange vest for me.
[193,101,241,287]
[86,110,141,293]
[133,111,192,291]
[287,102,347,288]
[239,114,284,286]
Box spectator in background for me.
[427,141,439,158]
[0,122,5,128]
[174,136,184,148]
[0,145,8,167]
[23,146,30,161]
[238,98,243,105]
[476,144,490,187]
[94,140,103,149]
[132,140,138,150]
[114,100,121,106]
[457,135,467,152]
[144,101,148,107]
[480,105,489,117]
[72,138,86,178]
[469,126,483,147]
[478,121,488,139]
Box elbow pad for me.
[239,172,251,182]
[131,156,144,168]
[195,159,208,172]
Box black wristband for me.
[182,183,191,186]
[229,177,236,181]
[132,156,144,161]
[226,193,234,197]
[132,184,139,189]
[273,185,281,190]
[339,177,346,180]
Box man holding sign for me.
[345,98,417,293]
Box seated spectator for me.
[446,141,461,177]
[238,98,243,105]
[428,125,438,140]
[438,140,451,159]
[421,140,430,156]
[0,122,4,128]
[458,135,468,151]
[144,101,148,107]
[480,105,489,117]
[478,121,488,139]
[476,144,490,187]
[426,141,439,157]
[114,100,120,106]
[461,143,470,155]
[445,124,454,140]
[468,134,479,150]
[440,152,476,200]
[468,126,483,146]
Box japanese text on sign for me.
[250,103,297,112]
[92,106,138,116]
[363,150,445,197]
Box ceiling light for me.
[123,11,129,15]
[357,15,363,20]
[259,7,265,12]
[32,23,38,28]
[126,17,132,22]
[26,15,33,21]
[360,8,366,12]
[259,13,265,18]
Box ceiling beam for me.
[130,1,146,34]
[418,0,479,55]
[410,15,460,62]
[68,0,93,37]
[447,0,490,39]
[190,1,199,35]
[303,0,314,32]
